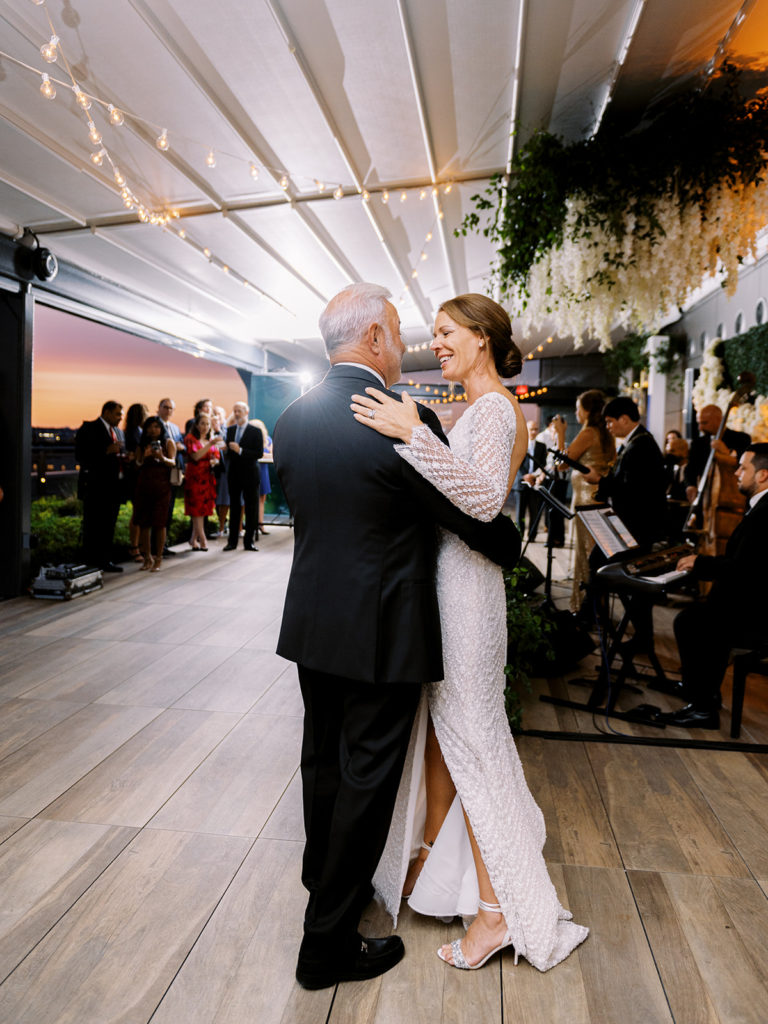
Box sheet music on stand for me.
[577,506,639,560]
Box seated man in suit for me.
[224,401,263,551]
[75,400,125,572]
[660,443,768,729]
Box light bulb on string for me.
[444,183,453,194]
[333,185,343,200]
[90,148,105,166]
[431,186,439,197]
[205,149,217,168]
[40,35,59,62]
[122,194,133,209]
[425,231,432,241]
[39,74,56,100]
[108,104,124,126]
[316,180,325,192]
[382,190,389,204]
[179,229,186,239]
[420,252,428,261]
[72,85,91,110]
[203,247,211,258]
[400,191,407,203]
[362,190,370,202]
[249,163,259,180]
[419,189,427,200]
[279,174,289,189]
[156,130,169,151]
[137,207,149,223]
[87,121,101,145]
[411,269,418,278]
[438,210,444,220]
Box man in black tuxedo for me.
[659,443,768,729]
[581,397,668,649]
[515,420,545,539]
[274,283,519,990]
[224,401,263,551]
[75,401,125,572]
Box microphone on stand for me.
[548,447,590,475]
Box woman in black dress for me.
[123,402,148,562]
[134,415,176,572]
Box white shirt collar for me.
[99,416,114,434]
[623,423,641,445]
[334,362,386,388]
[750,488,768,510]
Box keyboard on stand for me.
[623,544,692,583]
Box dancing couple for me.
[274,283,588,990]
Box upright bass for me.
[685,371,755,557]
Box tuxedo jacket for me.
[225,423,264,480]
[596,424,667,545]
[75,418,124,494]
[692,491,768,640]
[274,365,520,685]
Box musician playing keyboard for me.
[658,443,768,730]
[579,397,668,652]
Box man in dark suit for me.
[223,401,263,551]
[75,400,125,572]
[515,420,545,540]
[274,283,519,990]
[581,397,668,649]
[659,443,768,729]
[583,396,668,546]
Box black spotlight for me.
[15,229,58,282]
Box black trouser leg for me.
[297,667,420,965]
[241,477,259,545]
[674,603,731,710]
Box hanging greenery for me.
[459,65,768,349]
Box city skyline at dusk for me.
[32,304,249,428]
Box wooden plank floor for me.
[1,530,767,1022]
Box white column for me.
[645,334,668,445]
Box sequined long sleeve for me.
[395,392,515,521]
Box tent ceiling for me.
[0,0,759,374]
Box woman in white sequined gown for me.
[351,294,588,972]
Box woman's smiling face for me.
[430,311,485,382]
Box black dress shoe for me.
[296,934,404,990]
[647,678,686,698]
[243,543,259,551]
[162,547,177,557]
[223,543,237,551]
[100,562,124,573]
[658,703,720,730]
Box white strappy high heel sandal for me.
[437,899,514,970]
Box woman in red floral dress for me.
[184,412,223,550]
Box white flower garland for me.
[518,182,768,351]
[691,339,768,440]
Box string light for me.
[362,190,370,202]
[87,121,101,145]
[40,35,58,62]
[108,104,124,126]
[444,183,453,194]
[419,189,427,200]
[113,168,126,186]
[39,73,55,99]
[203,247,211,258]
[420,252,428,261]
[73,85,91,110]
[333,185,343,200]
[156,130,169,151]
[382,190,389,204]
[400,190,407,202]
[206,149,217,168]
[249,163,259,180]
[425,231,432,242]
[90,148,105,166]
[279,174,289,189]
[316,180,325,192]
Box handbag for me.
[170,465,185,486]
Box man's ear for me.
[364,321,380,352]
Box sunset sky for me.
[32,305,248,428]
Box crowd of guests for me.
[75,396,273,573]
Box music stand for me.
[538,506,666,728]
[519,457,573,603]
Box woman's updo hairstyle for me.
[438,294,522,379]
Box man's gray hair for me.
[319,283,392,356]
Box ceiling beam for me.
[265,0,433,328]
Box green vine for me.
[723,324,768,394]
[459,65,768,309]
[601,332,686,389]
[503,567,555,731]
